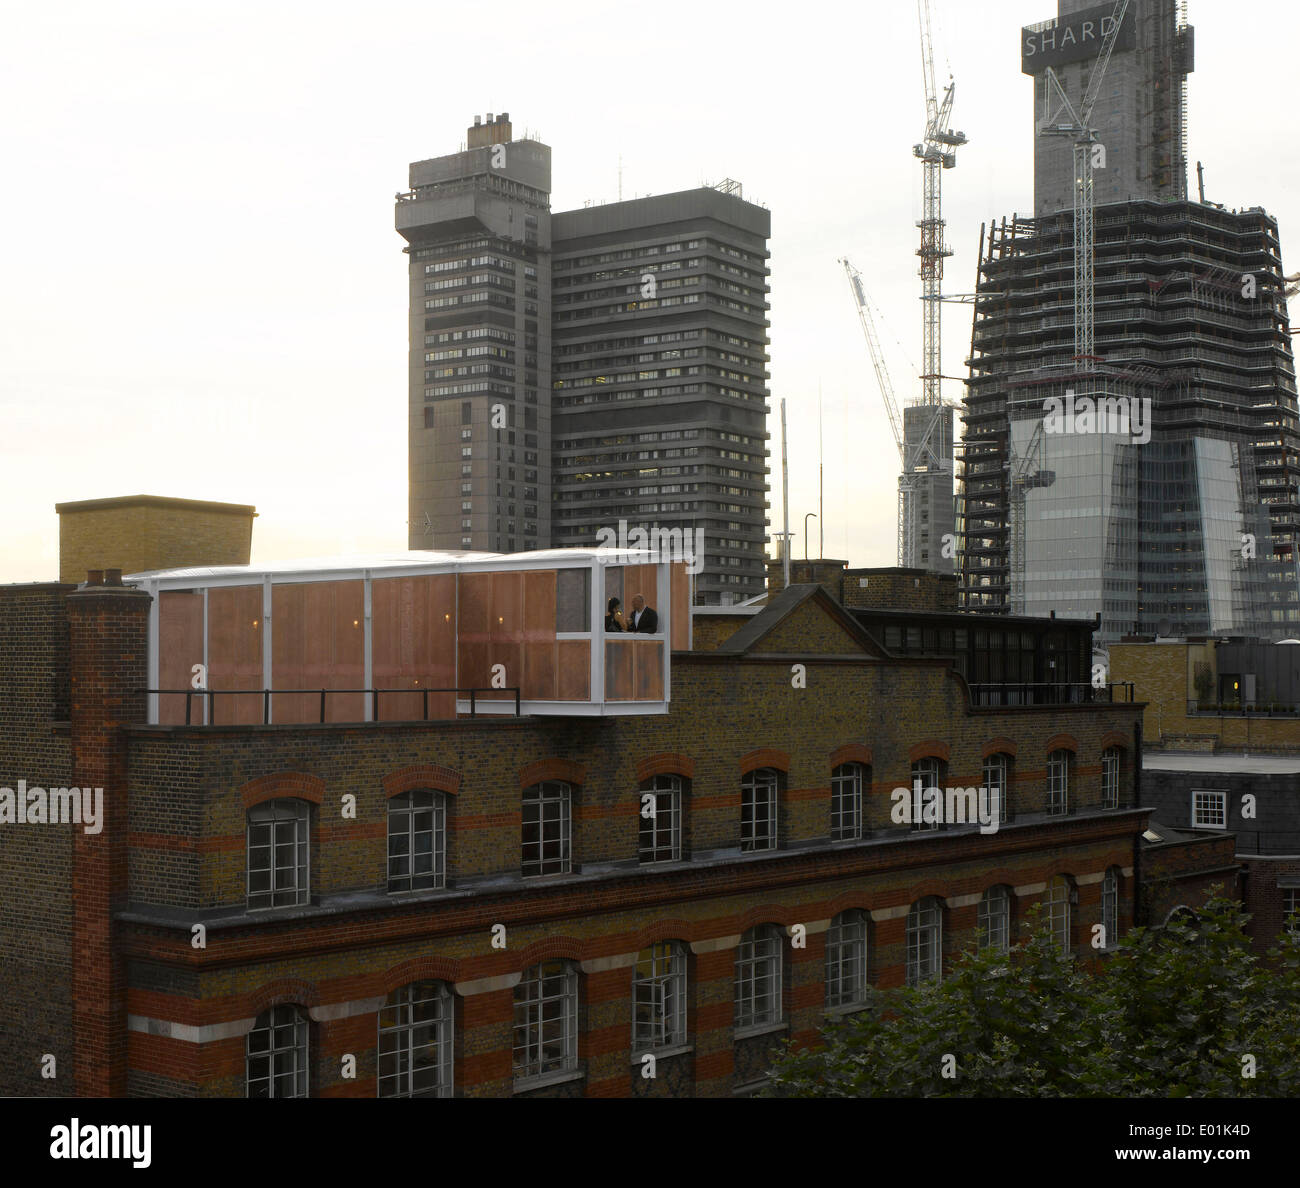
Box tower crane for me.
[1037,0,1132,368]
[914,0,968,408]
[842,256,946,569]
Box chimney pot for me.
[487,112,494,122]
[86,569,103,586]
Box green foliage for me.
[765,896,1300,1098]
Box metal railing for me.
[147,687,522,725]
[1186,701,1300,718]
[967,681,1135,708]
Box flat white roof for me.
[125,547,665,585]
[1144,751,1300,775]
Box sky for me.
[1,0,1296,583]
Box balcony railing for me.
[146,687,521,726]
[967,681,1135,708]
[1186,701,1300,718]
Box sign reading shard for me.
[1021,2,1136,74]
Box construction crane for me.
[914,0,967,407]
[840,257,915,566]
[1037,0,1132,368]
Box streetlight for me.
[804,513,818,563]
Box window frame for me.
[740,767,779,852]
[631,941,688,1053]
[639,774,683,864]
[906,897,943,986]
[1046,750,1070,816]
[387,789,447,894]
[734,925,783,1030]
[831,763,865,842]
[1101,867,1120,949]
[1190,788,1227,830]
[982,753,1009,825]
[246,798,310,911]
[522,780,572,877]
[1101,748,1121,810]
[910,757,944,832]
[825,909,869,1008]
[246,1003,309,1098]
[513,960,579,1082]
[977,885,1011,954]
[1046,875,1072,951]
[377,981,454,1098]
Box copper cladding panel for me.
[557,640,590,700]
[371,574,456,720]
[636,640,665,700]
[271,580,365,723]
[206,585,264,725]
[158,591,204,725]
[522,641,557,699]
[671,562,689,651]
[605,637,635,700]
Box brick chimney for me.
[67,574,150,1096]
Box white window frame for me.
[1101,748,1121,810]
[982,753,1009,825]
[977,885,1011,954]
[639,774,682,864]
[1190,789,1227,830]
[513,960,578,1081]
[825,910,869,1007]
[740,768,778,852]
[387,789,447,893]
[377,981,453,1098]
[1102,868,1120,949]
[247,798,310,910]
[246,1004,309,1098]
[831,763,864,842]
[735,925,783,1029]
[1046,750,1070,816]
[631,941,687,1053]
[906,898,943,986]
[910,757,943,832]
[522,780,571,876]
[1046,875,1072,951]
[1283,888,1300,937]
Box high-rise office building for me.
[398,121,772,604]
[958,1,1300,641]
[551,191,771,604]
[397,114,552,554]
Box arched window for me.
[735,925,783,1028]
[831,763,866,842]
[740,768,779,852]
[639,774,683,863]
[978,885,1011,953]
[1046,750,1070,815]
[1101,867,1121,948]
[513,960,578,1080]
[247,799,310,909]
[910,757,945,832]
[378,980,453,1098]
[1101,748,1121,810]
[825,909,869,1007]
[522,781,571,876]
[387,789,447,892]
[1046,875,1073,950]
[631,941,687,1052]
[906,897,943,986]
[246,1004,309,1098]
[982,753,1011,825]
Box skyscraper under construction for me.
[959,0,1300,641]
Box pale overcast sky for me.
[1,0,1295,583]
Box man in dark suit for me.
[627,593,658,633]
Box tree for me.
[765,896,1300,1097]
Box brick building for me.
[2,535,1160,1097]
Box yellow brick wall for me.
[58,499,255,583]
